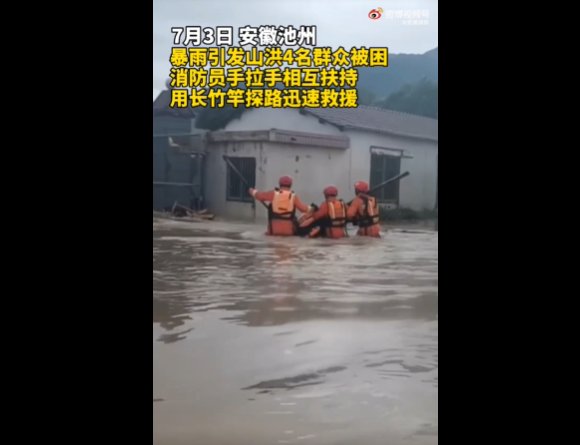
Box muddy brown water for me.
[154,218,438,445]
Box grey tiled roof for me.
[301,106,437,141]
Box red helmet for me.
[278,176,293,187]
[354,181,369,193]
[323,185,338,196]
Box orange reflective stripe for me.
[358,196,379,227]
[367,197,378,217]
[328,201,336,220]
[328,200,347,228]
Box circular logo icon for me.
[369,8,382,20]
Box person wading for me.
[248,176,312,236]
[298,185,348,239]
[346,181,381,237]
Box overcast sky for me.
[153,0,438,100]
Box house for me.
[203,106,438,222]
[153,90,206,211]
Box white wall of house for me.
[205,138,350,223]
[206,109,437,221]
[347,130,438,211]
[204,140,261,221]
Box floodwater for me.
[153,217,438,445]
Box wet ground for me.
[153,217,438,445]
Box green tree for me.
[195,104,246,130]
[357,87,378,106]
[376,78,438,118]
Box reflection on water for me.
[154,218,438,445]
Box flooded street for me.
[153,218,438,445]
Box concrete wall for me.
[204,138,349,223]
[347,130,438,211]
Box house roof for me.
[300,106,438,141]
[208,129,349,149]
[153,90,197,119]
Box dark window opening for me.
[370,153,401,204]
[226,157,256,202]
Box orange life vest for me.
[327,200,347,228]
[297,200,346,238]
[358,195,379,227]
[269,189,296,220]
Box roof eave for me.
[343,125,438,142]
